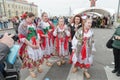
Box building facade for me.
[0,0,38,19]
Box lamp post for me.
[117,0,120,21]
[30,4,32,12]
[0,2,2,16]
[3,0,6,16]
[30,2,33,12]
[40,9,42,17]
[69,6,72,16]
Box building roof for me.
[6,0,38,7]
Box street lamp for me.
[40,9,42,17]
[30,2,33,12]
[2,0,6,16]
[0,2,2,16]
[69,6,72,16]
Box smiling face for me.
[26,16,35,24]
[42,12,48,22]
[75,17,81,25]
[84,19,92,30]
[58,17,65,27]
[26,12,35,24]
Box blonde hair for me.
[41,12,47,17]
[58,17,64,21]
[82,18,92,26]
[57,17,65,27]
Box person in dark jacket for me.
[12,16,20,34]
[68,14,82,54]
[0,33,14,77]
[112,25,120,77]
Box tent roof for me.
[73,7,115,16]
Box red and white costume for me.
[37,20,55,59]
[70,28,94,69]
[53,25,70,57]
[18,20,43,69]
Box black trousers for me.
[69,42,72,54]
[113,48,120,73]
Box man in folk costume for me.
[18,12,43,78]
[53,17,70,66]
[37,12,55,67]
[70,18,95,79]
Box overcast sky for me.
[28,0,119,16]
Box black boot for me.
[112,69,118,73]
[116,72,120,77]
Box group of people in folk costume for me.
[18,12,95,79]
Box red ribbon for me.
[31,36,37,45]
[37,21,55,51]
[81,37,87,60]
[47,21,55,47]
[69,51,74,64]
[55,35,70,54]
[64,36,69,50]
[48,21,55,30]
[18,34,26,56]
[37,30,46,49]
[56,35,59,53]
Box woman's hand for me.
[0,33,14,48]
[31,45,39,49]
[115,36,120,40]
[72,49,76,53]
[43,34,48,38]
[92,40,94,43]
[74,28,78,32]
[24,39,39,49]
[39,40,42,44]
[32,41,40,49]
[49,29,53,32]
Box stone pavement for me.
[1,27,120,80]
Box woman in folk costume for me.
[70,18,94,79]
[68,14,82,54]
[37,12,55,67]
[53,17,70,66]
[18,12,43,78]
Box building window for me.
[22,6,23,9]
[8,10,11,18]
[12,4,14,8]
[16,11,18,16]
[21,11,24,14]
[19,6,20,9]
[8,4,10,7]
[0,3,2,16]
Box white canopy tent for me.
[86,12,103,17]
[73,7,115,17]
